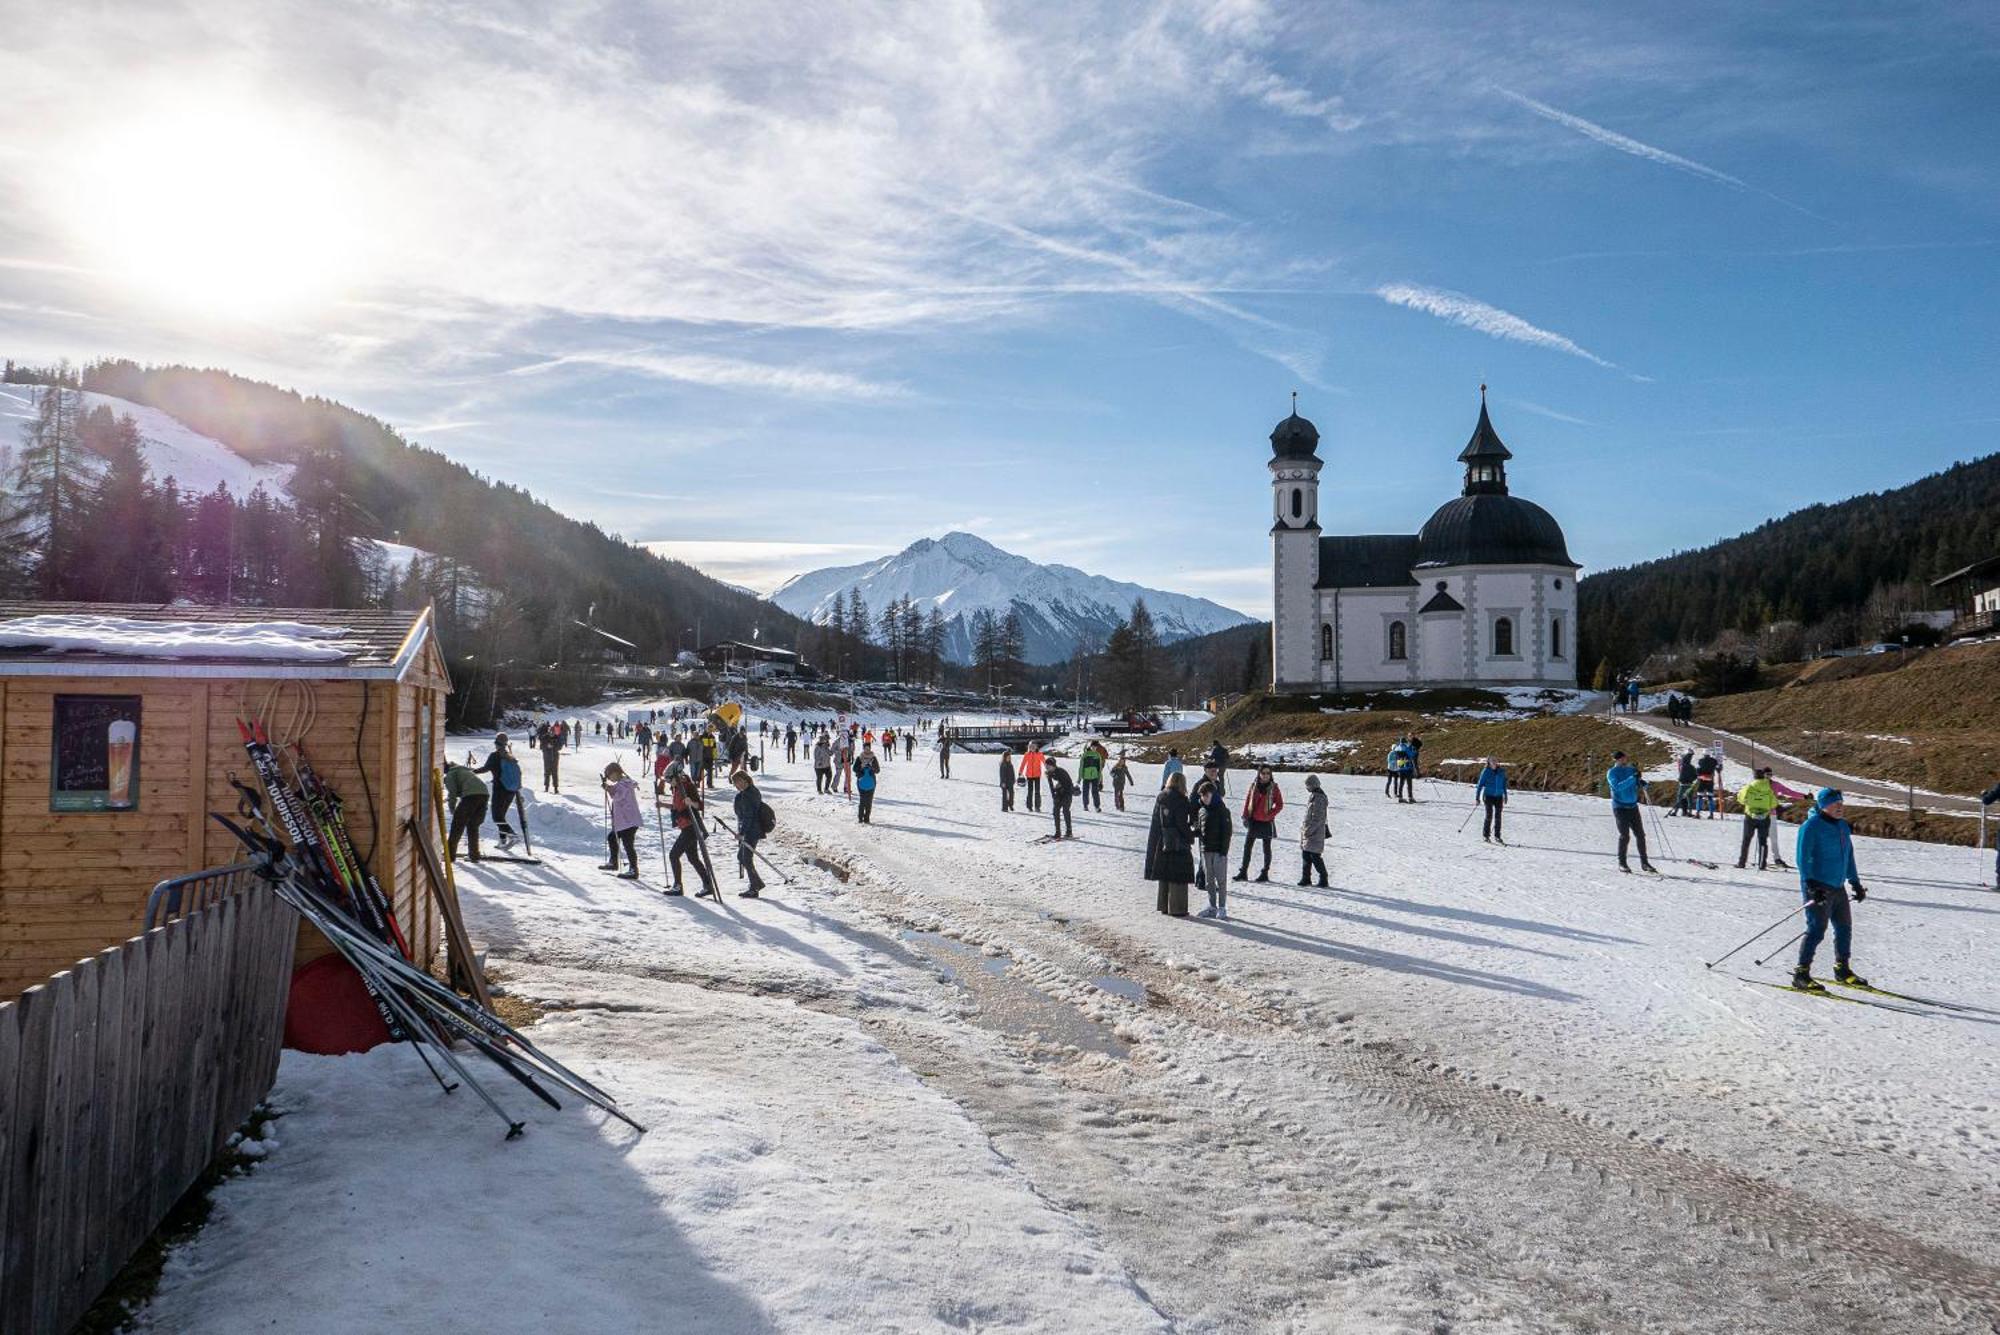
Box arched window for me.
[1320,623,1333,660]
[1291,488,1303,519]
[1550,617,1564,659]
[1388,621,1407,661]
[1493,617,1514,656]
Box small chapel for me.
[1269,389,1580,693]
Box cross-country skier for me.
[1474,757,1507,843]
[1606,751,1657,874]
[442,760,488,862]
[1195,778,1232,920]
[1047,756,1076,839]
[854,742,881,823]
[661,764,716,897]
[476,733,526,851]
[1298,774,1329,886]
[1793,788,1869,991]
[730,770,768,898]
[1736,767,1783,869]
[599,763,642,879]
[1235,765,1283,881]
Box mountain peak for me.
[769,531,1252,664]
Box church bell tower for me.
[1269,394,1322,692]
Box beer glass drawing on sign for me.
[106,719,137,809]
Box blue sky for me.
[0,1,1994,615]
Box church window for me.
[1291,488,1303,519]
[1321,623,1333,660]
[1387,621,1407,661]
[1493,617,1514,656]
[1551,617,1564,659]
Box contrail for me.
[1374,283,1618,371]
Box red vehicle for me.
[1092,711,1163,736]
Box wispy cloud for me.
[1507,399,1596,427]
[642,539,882,594]
[507,350,907,401]
[1374,283,1618,371]
[404,419,486,434]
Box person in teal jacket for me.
[1473,758,1507,843]
[1606,751,1656,873]
[1793,788,1868,991]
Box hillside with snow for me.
[0,383,293,499]
[769,531,1253,664]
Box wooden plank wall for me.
[0,885,297,1335]
[0,675,445,1000]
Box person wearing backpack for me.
[477,733,526,852]
[730,770,769,897]
[1077,742,1106,812]
[854,741,882,823]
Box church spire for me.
[1457,386,1511,495]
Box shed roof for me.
[0,602,440,682]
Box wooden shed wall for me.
[0,672,445,1000]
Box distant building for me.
[698,640,803,679]
[1929,557,2000,639]
[1270,390,1581,693]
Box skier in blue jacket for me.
[1473,758,1508,843]
[1793,788,1868,991]
[1606,751,1656,874]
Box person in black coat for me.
[1047,758,1077,839]
[999,750,1016,812]
[729,771,767,898]
[1206,742,1229,796]
[1144,773,1197,917]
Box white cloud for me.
[1374,283,1619,371]
[642,540,880,594]
[507,350,907,401]
[1492,87,1747,190]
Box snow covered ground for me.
[0,384,293,498]
[143,704,2000,1332]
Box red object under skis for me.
[283,954,393,1054]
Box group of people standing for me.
[1145,763,1328,921]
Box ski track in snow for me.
[144,695,2000,1333]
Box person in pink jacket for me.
[600,762,643,879]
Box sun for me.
[66,102,368,319]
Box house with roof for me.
[1268,390,1581,693]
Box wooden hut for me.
[0,602,450,1000]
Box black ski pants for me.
[1238,819,1273,875]
[1301,851,1328,885]
[1739,815,1771,868]
[491,785,519,837]
[606,826,638,871]
[1052,796,1073,838]
[1482,797,1504,840]
[1025,776,1042,810]
[1001,777,1015,811]
[670,824,714,891]
[858,788,875,823]
[1613,805,1649,868]
[815,766,832,794]
[447,794,488,861]
[541,748,561,792]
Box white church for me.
[1269,390,1580,693]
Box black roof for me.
[1418,588,1465,613]
[1270,412,1321,461]
[1457,393,1512,463]
[1416,494,1576,569]
[1316,535,1418,589]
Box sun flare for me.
[67,102,366,319]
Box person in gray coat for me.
[1298,774,1330,887]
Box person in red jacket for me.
[1235,765,1284,882]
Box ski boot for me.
[665,883,685,897]
[1833,962,1870,988]
[1790,967,1826,993]
[1640,861,1659,874]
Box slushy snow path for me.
[144,705,2000,1332]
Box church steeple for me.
[1457,384,1511,496]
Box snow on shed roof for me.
[0,602,439,681]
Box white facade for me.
[1269,399,1580,695]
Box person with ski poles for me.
[1021,741,1046,811]
[1194,778,1232,920]
[1236,765,1283,881]
[661,763,717,897]
[729,770,768,898]
[1047,755,1077,839]
[599,762,643,879]
[476,733,527,852]
[854,741,881,823]
[999,748,1016,811]
[1793,789,1869,991]
[1606,750,1658,874]
[442,760,489,862]
[1474,757,1507,844]
[1298,774,1329,886]
[1736,767,1784,869]
[1110,750,1132,811]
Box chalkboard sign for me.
[52,695,143,812]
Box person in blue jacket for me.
[1606,751,1657,874]
[1980,781,2000,887]
[1473,757,1508,843]
[1793,788,1869,991]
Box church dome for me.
[1269,411,1320,461]
[1415,493,1574,569]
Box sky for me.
[0,0,1995,617]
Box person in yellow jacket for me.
[1736,767,1788,870]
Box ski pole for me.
[1704,900,1810,969]
[655,800,671,884]
[1753,928,1807,969]
[1457,803,1478,835]
[711,814,794,885]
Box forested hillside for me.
[1578,453,2000,671]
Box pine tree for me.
[288,428,366,606]
[971,609,1000,692]
[81,407,170,602]
[2,382,103,598]
[923,606,946,686]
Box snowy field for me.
[143,704,2000,1333]
[0,384,293,497]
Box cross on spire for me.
[1291,389,1298,414]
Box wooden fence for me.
[0,884,297,1335]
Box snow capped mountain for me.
[0,384,293,499]
[769,531,1254,664]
